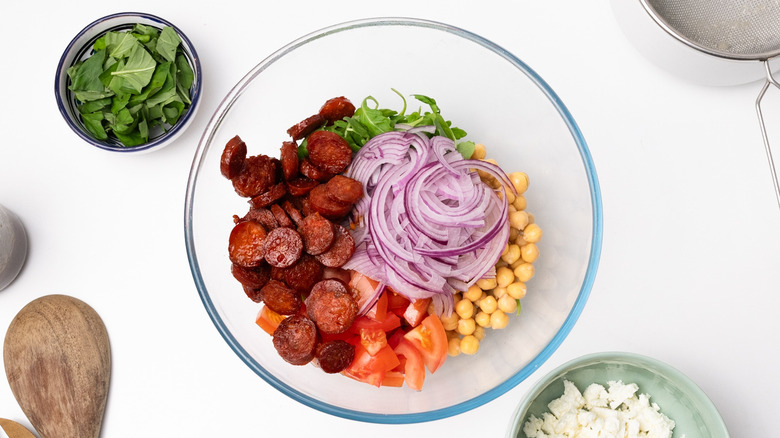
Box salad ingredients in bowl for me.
[221,94,543,389]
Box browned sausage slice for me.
[270,203,294,228]
[299,212,335,256]
[308,184,352,220]
[263,227,303,268]
[232,154,277,198]
[305,279,358,334]
[287,114,325,141]
[231,263,271,290]
[237,207,278,230]
[286,177,319,197]
[249,183,287,209]
[228,220,267,268]
[242,285,264,303]
[316,340,355,374]
[280,141,299,181]
[306,130,353,174]
[261,280,302,315]
[324,175,363,205]
[319,97,356,125]
[221,135,247,179]
[299,159,335,182]
[273,314,318,366]
[283,254,324,293]
[315,224,355,268]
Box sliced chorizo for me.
[306,130,353,174]
[287,113,325,141]
[316,340,355,374]
[231,263,271,290]
[261,280,302,315]
[299,212,335,256]
[282,200,304,227]
[228,220,267,268]
[309,184,352,220]
[237,207,278,230]
[232,154,277,198]
[299,159,335,182]
[273,314,318,366]
[319,97,356,125]
[220,135,247,179]
[322,267,352,285]
[324,175,363,205]
[242,285,264,303]
[280,141,299,181]
[286,177,319,196]
[270,203,294,228]
[315,224,355,268]
[249,183,287,209]
[305,279,358,334]
[283,254,324,293]
[263,227,303,268]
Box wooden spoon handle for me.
[0,418,36,438]
[4,295,111,438]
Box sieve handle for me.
[756,60,780,210]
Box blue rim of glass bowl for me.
[185,17,603,424]
[54,12,202,153]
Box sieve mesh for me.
[645,0,780,60]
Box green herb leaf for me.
[81,112,108,140]
[104,31,139,59]
[68,49,107,98]
[110,43,156,94]
[456,141,476,159]
[77,97,111,114]
[176,53,194,90]
[156,26,181,62]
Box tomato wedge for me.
[359,326,388,356]
[402,297,431,327]
[365,291,388,322]
[255,305,285,335]
[352,313,401,333]
[403,314,447,373]
[381,370,405,387]
[393,338,425,391]
[343,344,400,387]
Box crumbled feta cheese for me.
[522,380,684,438]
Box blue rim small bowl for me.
[507,352,730,437]
[55,12,202,153]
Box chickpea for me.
[455,299,475,319]
[492,287,507,299]
[460,335,480,355]
[513,195,527,211]
[495,259,508,269]
[508,204,517,213]
[478,295,498,314]
[521,243,539,263]
[501,243,509,257]
[507,282,527,299]
[476,277,497,290]
[505,190,516,205]
[523,223,542,243]
[514,263,535,283]
[527,212,535,224]
[457,318,476,336]
[511,258,525,269]
[490,310,509,329]
[440,311,460,331]
[509,227,519,242]
[473,325,486,341]
[427,300,437,315]
[463,284,482,302]
[475,311,491,328]
[509,171,529,194]
[514,234,528,247]
[509,211,529,230]
[498,294,518,314]
[481,158,498,166]
[448,336,461,357]
[471,143,487,160]
[496,266,514,288]
[501,244,521,265]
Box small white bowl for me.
[55,12,202,153]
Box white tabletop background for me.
[2,0,779,436]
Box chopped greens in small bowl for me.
[56,13,202,153]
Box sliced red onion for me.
[343,131,512,315]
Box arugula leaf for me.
[156,26,181,62]
[456,141,476,159]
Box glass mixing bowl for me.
[185,17,602,423]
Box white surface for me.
[0,0,778,436]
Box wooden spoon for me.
[0,418,36,438]
[3,294,110,438]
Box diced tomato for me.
[381,370,405,387]
[403,314,448,374]
[393,338,425,391]
[365,291,388,322]
[402,297,431,327]
[255,305,285,335]
[352,313,401,333]
[343,344,400,387]
[386,327,406,349]
[359,327,388,356]
[386,290,410,312]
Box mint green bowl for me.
[507,352,729,438]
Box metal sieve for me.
[640,0,780,208]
